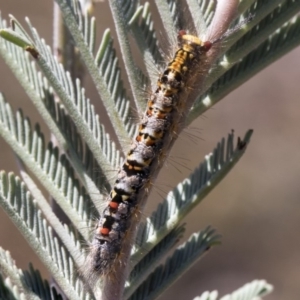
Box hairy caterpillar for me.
[84,30,214,284]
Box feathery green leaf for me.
[0,248,39,300]
[0,17,105,202]
[0,173,92,300]
[126,224,186,297]
[190,15,300,122]
[128,3,162,102]
[128,227,220,300]
[193,279,273,300]
[12,17,124,177]
[188,0,300,123]
[132,130,252,266]
[55,0,136,150]
[0,272,22,300]
[0,95,94,239]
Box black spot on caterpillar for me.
[83,30,214,286]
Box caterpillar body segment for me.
[86,31,212,281]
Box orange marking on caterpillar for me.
[85,29,214,284]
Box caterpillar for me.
[85,30,213,282]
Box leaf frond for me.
[186,0,217,37]
[43,92,111,200]
[128,227,220,300]
[94,29,137,138]
[0,174,91,300]
[128,3,163,73]
[202,0,300,100]
[132,129,253,265]
[0,171,84,266]
[0,17,62,145]
[229,0,300,59]
[0,14,123,177]
[228,0,286,49]
[22,263,64,300]
[55,0,135,148]
[71,0,96,53]
[154,0,180,39]
[190,15,300,121]
[193,279,273,300]
[18,166,86,262]
[9,16,125,173]
[125,224,186,297]
[219,279,273,300]
[188,0,300,123]
[193,290,218,300]
[109,0,147,110]
[0,95,94,239]
[0,17,106,200]
[0,271,19,300]
[197,0,217,27]
[0,247,37,300]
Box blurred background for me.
[0,1,300,299]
